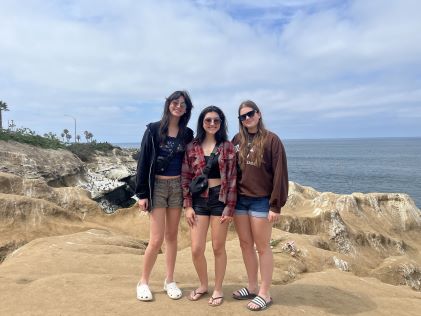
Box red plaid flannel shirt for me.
[181,139,237,216]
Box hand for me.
[138,199,149,212]
[220,215,233,224]
[268,210,280,223]
[185,207,197,227]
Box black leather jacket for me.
[134,121,193,210]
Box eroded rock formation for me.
[1,140,420,294]
[0,140,138,212]
[276,182,421,290]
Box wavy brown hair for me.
[237,100,267,169]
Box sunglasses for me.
[204,117,221,125]
[238,109,257,122]
[171,100,186,108]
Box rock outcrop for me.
[276,182,421,290]
[0,140,138,212]
[0,140,84,181]
[0,172,103,262]
[81,147,137,212]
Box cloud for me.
[0,0,420,142]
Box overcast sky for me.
[1,0,420,143]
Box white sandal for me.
[164,279,182,300]
[137,282,153,301]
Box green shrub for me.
[0,128,65,149]
[1,128,118,161]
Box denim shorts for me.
[192,185,225,216]
[152,177,183,209]
[235,195,269,218]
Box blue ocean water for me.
[283,138,420,208]
[115,138,421,208]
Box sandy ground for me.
[1,226,420,316]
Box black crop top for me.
[155,136,185,176]
[204,155,220,179]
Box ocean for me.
[115,137,421,208]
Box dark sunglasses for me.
[238,109,257,122]
[204,117,221,125]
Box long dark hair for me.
[238,100,267,168]
[195,105,228,144]
[159,90,193,142]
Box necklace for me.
[247,133,256,148]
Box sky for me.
[1,0,420,143]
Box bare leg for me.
[233,214,259,295]
[164,207,182,282]
[208,216,229,305]
[248,216,273,309]
[140,207,166,284]
[189,215,210,298]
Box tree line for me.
[60,129,94,143]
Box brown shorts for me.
[152,177,183,209]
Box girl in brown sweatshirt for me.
[231,100,289,311]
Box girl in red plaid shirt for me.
[181,106,237,307]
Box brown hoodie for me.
[232,131,289,213]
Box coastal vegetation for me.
[0,127,65,149]
[0,126,118,162]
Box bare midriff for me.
[155,175,181,180]
[208,178,222,188]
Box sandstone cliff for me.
[278,182,421,290]
[0,140,137,212]
[0,140,84,181]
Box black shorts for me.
[192,185,225,216]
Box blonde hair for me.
[237,100,267,169]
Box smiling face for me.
[239,106,261,133]
[169,95,186,118]
[203,111,221,136]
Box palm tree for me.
[65,133,72,143]
[61,132,65,142]
[0,100,9,130]
[84,130,89,142]
[84,130,94,143]
[63,129,70,143]
[76,134,81,143]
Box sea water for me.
[284,137,420,208]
